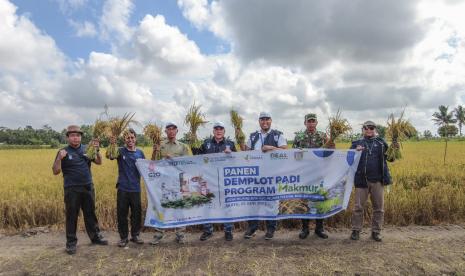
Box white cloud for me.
[55,0,87,14]
[100,0,134,43]
[177,0,210,29]
[68,19,98,37]
[134,15,205,74]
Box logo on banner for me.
[203,157,209,164]
[270,152,288,160]
[244,154,263,161]
[148,162,156,172]
[294,151,304,161]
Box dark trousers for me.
[247,220,277,232]
[64,185,101,247]
[117,189,142,240]
[301,219,324,231]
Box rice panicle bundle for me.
[85,119,109,160]
[386,110,416,162]
[105,112,137,159]
[230,109,246,145]
[324,110,352,148]
[184,103,208,149]
[143,123,162,160]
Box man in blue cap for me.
[241,112,288,240]
[195,121,237,241]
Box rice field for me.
[1,141,465,230]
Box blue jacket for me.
[350,137,392,188]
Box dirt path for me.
[1,225,465,275]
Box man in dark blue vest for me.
[241,112,288,240]
[52,125,108,255]
[195,121,237,241]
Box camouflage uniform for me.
[292,113,331,238]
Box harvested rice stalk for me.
[386,110,416,162]
[324,110,352,148]
[230,109,246,145]
[144,123,162,160]
[184,103,208,150]
[85,119,109,160]
[105,113,137,159]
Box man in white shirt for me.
[240,112,288,240]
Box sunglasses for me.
[363,126,376,130]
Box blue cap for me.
[259,112,271,119]
[213,121,225,128]
[165,122,177,128]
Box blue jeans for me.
[247,220,276,232]
[203,223,233,234]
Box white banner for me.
[136,149,361,228]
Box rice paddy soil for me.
[1,225,464,275]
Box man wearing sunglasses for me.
[241,112,288,240]
[195,121,237,241]
[350,121,392,242]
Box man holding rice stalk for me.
[150,122,192,244]
[52,125,108,255]
[241,112,288,240]
[292,113,332,240]
[195,121,237,241]
[350,121,392,242]
[108,129,145,248]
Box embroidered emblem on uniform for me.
[274,135,279,142]
[68,155,73,160]
[123,155,126,160]
[206,143,211,150]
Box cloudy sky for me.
[1,0,464,138]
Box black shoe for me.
[118,239,128,247]
[65,245,76,255]
[243,228,256,239]
[130,236,144,244]
[299,229,310,239]
[92,238,109,245]
[200,232,213,241]
[264,231,274,240]
[350,230,360,241]
[371,232,382,242]
[225,232,233,241]
[315,230,328,239]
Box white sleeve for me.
[277,135,287,147]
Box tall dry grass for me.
[1,141,465,230]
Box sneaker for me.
[243,228,256,239]
[150,233,163,245]
[91,238,109,246]
[315,230,328,239]
[299,229,310,239]
[118,239,129,247]
[225,232,233,241]
[175,235,185,244]
[199,232,213,241]
[130,236,144,244]
[350,230,360,241]
[371,232,382,242]
[264,231,274,240]
[65,244,76,255]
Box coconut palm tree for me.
[454,105,465,136]
[432,105,457,164]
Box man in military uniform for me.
[241,112,288,240]
[195,121,237,241]
[150,122,192,245]
[292,113,332,239]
